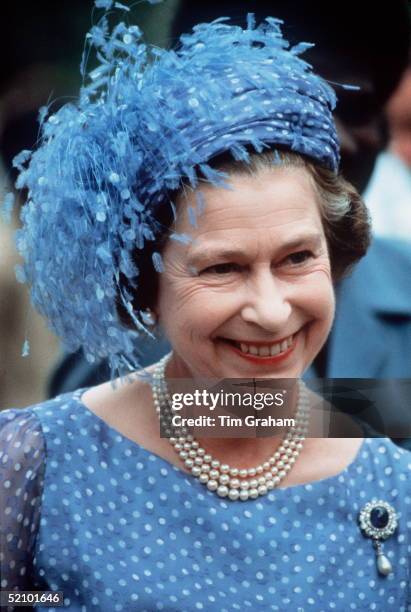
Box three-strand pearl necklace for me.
[151,353,310,501]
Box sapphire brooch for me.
[358,499,398,576]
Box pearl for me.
[199,473,209,484]
[207,480,218,491]
[247,467,256,477]
[216,485,229,497]
[209,469,220,480]
[228,489,240,501]
[219,474,230,485]
[239,490,249,501]
[249,488,259,499]
[211,460,220,469]
[229,478,240,489]
[377,553,392,576]
[220,464,230,473]
[239,469,248,479]
[191,466,202,477]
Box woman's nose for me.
[240,272,292,332]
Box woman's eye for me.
[285,250,313,265]
[202,263,241,275]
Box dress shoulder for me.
[0,407,45,594]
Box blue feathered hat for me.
[10,5,340,376]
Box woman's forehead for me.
[163,167,326,266]
[173,166,323,234]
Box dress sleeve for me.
[0,408,45,600]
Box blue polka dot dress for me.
[1,390,411,611]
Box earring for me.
[141,308,158,327]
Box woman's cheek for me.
[157,275,229,325]
[298,269,335,318]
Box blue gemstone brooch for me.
[358,499,398,576]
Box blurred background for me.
[1,0,410,409]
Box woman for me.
[1,5,410,611]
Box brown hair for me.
[117,150,371,329]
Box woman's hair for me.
[118,150,371,329]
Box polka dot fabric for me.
[1,391,411,611]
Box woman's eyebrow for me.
[187,232,323,266]
[279,233,323,252]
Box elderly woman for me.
[1,5,410,611]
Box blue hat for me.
[10,7,340,376]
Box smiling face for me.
[156,165,335,379]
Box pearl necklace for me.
[151,353,310,501]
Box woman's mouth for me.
[218,333,296,365]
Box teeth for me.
[270,344,281,356]
[280,340,288,352]
[233,335,294,357]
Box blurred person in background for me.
[365,58,411,239]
